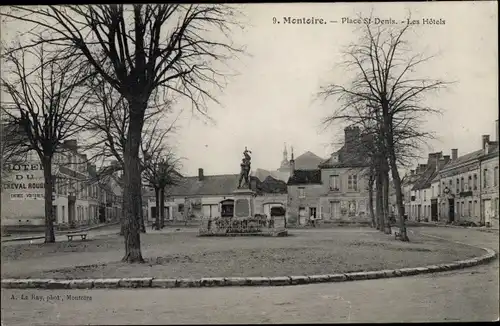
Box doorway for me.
[484,199,492,226]
[448,199,455,222]
[330,201,340,219]
[431,199,438,221]
[299,207,306,225]
[309,207,317,219]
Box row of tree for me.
[1,5,242,262]
[318,20,448,241]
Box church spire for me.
[283,142,288,161]
[291,146,294,161]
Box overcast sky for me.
[169,1,498,176]
[1,2,498,177]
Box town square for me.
[0,2,498,325]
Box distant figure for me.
[309,214,316,227]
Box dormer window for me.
[332,153,339,163]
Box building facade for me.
[146,169,288,223]
[287,126,372,225]
[479,137,499,228]
[1,139,122,228]
[404,121,499,227]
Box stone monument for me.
[234,147,255,219]
[198,147,287,237]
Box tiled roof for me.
[164,173,287,197]
[258,176,287,194]
[319,145,370,168]
[287,169,322,185]
[442,149,484,170]
[164,174,240,196]
[412,167,438,190]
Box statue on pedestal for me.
[238,147,252,189]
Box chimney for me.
[451,149,458,161]
[198,168,204,181]
[344,126,361,150]
[63,139,78,151]
[482,135,490,150]
[443,155,451,165]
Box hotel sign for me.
[2,162,45,198]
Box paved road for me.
[1,227,498,325]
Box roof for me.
[442,149,484,171]
[293,151,326,169]
[163,173,287,197]
[164,174,239,196]
[412,167,437,190]
[318,145,370,168]
[257,176,287,194]
[287,169,322,185]
[252,168,290,183]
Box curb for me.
[2,247,496,290]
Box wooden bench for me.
[67,233,88,241]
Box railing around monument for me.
[199,214,287,235]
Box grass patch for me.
[2,228,485,280]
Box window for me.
[456,178,460,194]
[461,202,465,217]
[329,175,340,191]
[467,175,472,190]
[473,174,478,190]
[424,190,427,201]
[178,204,184,212]
[483,169,488,188]
[62,206,65,223]
[460,177,464,192]
[474,200,478,217]
[298,187,305,198]
[348,175,358,191]
[468,201,472,217]
[495,167,499,187]
[449,179,452,193]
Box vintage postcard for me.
[0,1,498,325]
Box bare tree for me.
[142,148,182,230]
[82,79,180,234]
[1,45,91,243]
[318,19,449,241]
[2,5,244,261]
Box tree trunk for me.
[138,190,146,233]
[159,187,165,228]
[382,102,409,242]
[382,167,392,234]
[388,155,410,241]
[42,158,56,243]
[376,168,384,232]
[368,172,376,228]
[121,106,145,263]
[119,200,126,236]
[154,187,160,230]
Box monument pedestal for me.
[232,188,256,219]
